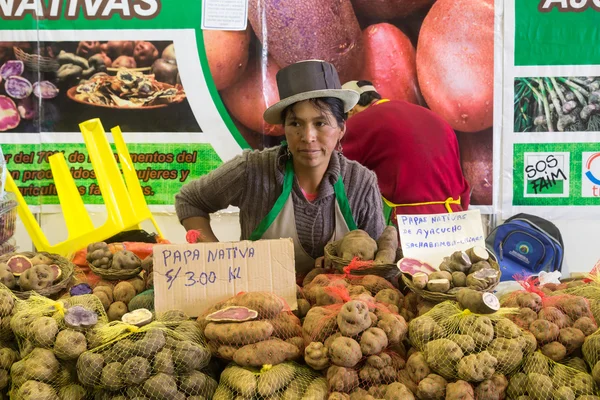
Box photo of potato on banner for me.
[0,41,200,133]
[202,0,495,206]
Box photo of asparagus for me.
[514,76,600,133]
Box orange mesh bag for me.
[303,265,401,307]
[198,291,304,367]
[212,362,327,399]
[301,290,409,396]
[76,316,216,399]
[407,301,535,387]
[548,262,600,325]
[502,274,598,362]
[507,351,598,400]
[294,285,310,320]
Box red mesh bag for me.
[301,289,409,396]
[501,274,597,362]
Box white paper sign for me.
[201,0,248,30]
[397,210,486,269]
[153,239,297,317]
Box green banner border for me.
[513,142,600,206]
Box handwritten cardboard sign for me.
[397,209,486,269]
[153,238,297,317]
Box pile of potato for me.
[199,292,304,367]
[212,362,326,399]
[325,227,400,266]
[0,252,63,292]
[502,290,597,362]
[91,277,149,321]
[302,273,402,311]
[76,319,215,399]
[409,247,500,295]
[302,298,408,397]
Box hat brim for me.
[263,89,360,125]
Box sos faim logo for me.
[524,152,570,197]
[582,152,600,197]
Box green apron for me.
[250,159,357,278]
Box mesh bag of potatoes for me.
[9,293,107,357]
[546,267,600,325]
[91,276,150,321]
[407,301,536,386]
[582,329,600,387]
[302,272,402,312]
[0,343,18,396]
[506,351,598,400]
[398,354,510,400]
[0,284,20,344]
[8,293,107,399]
[302,293,408,396]
[501,276,598,362]
[198,291,305,367]
[212,361,327,399]
[76,316,216,399]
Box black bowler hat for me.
[263,60,360,125]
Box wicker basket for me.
[402,250,501,303]
[0,251,74,299]
[323,242,400,281]
[88,262,142,281]
[13,47,59,73]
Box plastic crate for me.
[0,193,17,244]
[0,237,15,256]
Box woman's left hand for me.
[314,256,332,269]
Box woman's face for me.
[284,100,345,171]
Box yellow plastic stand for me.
[5,118,163,256]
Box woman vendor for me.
[175,60,385,280]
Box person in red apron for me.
[176,62,385,281]
[341,80,471,226]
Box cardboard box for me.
[153,238,297,317]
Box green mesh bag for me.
[213,362,326,399]
[0,343,18,396]
[507,351,598,400]
[8,293,107,399]
[407,301,533,383]
[76,317,216,399]
[0,284,20,343]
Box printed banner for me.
[0,0,498,212]
[503,0,600,219]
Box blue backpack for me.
[486,213,564,281]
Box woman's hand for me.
[182,217,219,242]
[314,256,333,269]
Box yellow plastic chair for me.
[6,118,163,256]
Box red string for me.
[343,257,375,275]
[186,229,205,244]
